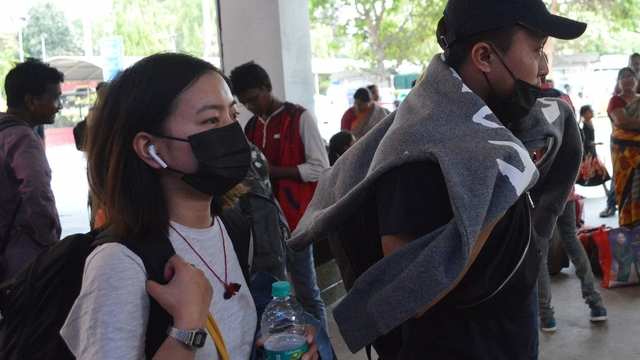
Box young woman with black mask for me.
[60,53,318,360]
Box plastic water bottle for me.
[261,281,309,360]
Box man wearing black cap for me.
[436,0,585,126]
[289,0,586,359]
[393,1,584,357]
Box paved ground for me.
[48,138,640,359]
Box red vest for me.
[245,103,317,230]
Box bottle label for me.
[264,334,309,360]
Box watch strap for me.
[166,327,207,348]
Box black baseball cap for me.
[439,0,587,49]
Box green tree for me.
[0,35,19,109]
[311,0,640,80]
[310,0,446,80]
[547,0,640,33]
[172,0,219,57]
[110,0,175,55]
[22,2,81,59]
[107,0,219,57]
[544,0,640,55]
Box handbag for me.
[576,153,611,187]
[592,226,640,288]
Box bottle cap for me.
[271,281,291,298]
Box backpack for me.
[0,209,251,360]
[237,144,289,281]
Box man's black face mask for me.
[483,44,544,129]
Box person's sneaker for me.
[590,305,608,322]
[599,207,616,218]
[540,317,557,332]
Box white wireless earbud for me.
[148,144,168,168]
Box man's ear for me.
[132,132,165,169]
[24,94,37,112]
[470,42,494,73]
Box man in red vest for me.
[231,62,329,231]
[230,61,330,328]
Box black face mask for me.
[157,121,251,196]
[483,46,544,129]
[539,87,563,99]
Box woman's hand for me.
[256,325,319,360]
[301,326,319,360]
[146,255,212,329]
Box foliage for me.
[0,36,19,109]
[310,0,446,79]
[545,0,640,54]
[311,0,640,78]
[22,1,81,59]
[107,0,219,57]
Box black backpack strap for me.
[219,207,252,282]
[91,213,250,358]
[128,238,175,357]
[93,229,175,358]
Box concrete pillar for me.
[217,0,315,123]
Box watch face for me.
[192,330,207,348]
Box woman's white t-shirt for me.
[60,220,257,359]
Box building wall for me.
[218,0,315,124]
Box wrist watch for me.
[167,326,208,349]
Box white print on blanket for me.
[451,68,537,197]
[538,98,561,124]
[469,106,537,197]
[450,68,473,93]
[472,106,503,129]
[489,141,537,196]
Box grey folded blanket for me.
[289,54,580,352]
[352,104,391,139]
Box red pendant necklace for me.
[169,217,241,300]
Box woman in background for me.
[609,67,640,226]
